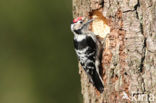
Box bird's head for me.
[71,17,84,32]
[71,17,94,34]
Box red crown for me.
[73,17,83,23]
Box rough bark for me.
[72,0,156,103]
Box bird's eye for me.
[79,21,83,24]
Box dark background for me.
[0,0,82,103]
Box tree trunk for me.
[72,0,156,103]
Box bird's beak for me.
[82,18,94,28]
[85,19,94,25]
[80,18,94,29]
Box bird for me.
[70,17,104,93]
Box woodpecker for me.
[71,17,104,93]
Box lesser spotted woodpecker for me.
[71,17,104,93]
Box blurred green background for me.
[0,0,82,103]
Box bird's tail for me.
[91,69,104,93]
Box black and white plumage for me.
[71,17,104,93]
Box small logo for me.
[122,92,130,100]
[122,91,155,102]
